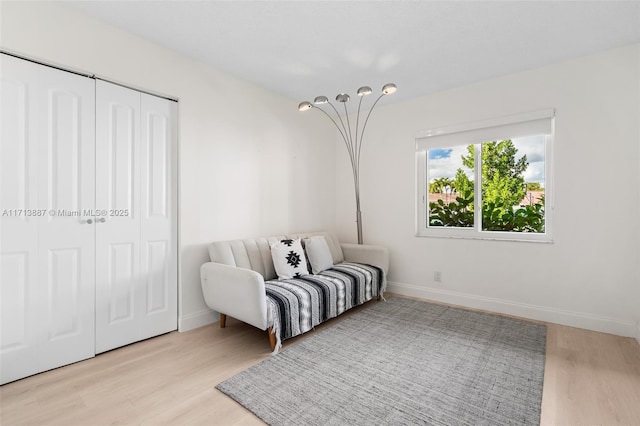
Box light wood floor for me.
[2,297,640,426]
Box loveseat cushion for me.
[265,262,384,351]
[270,238,309,279]
[208,232,344,281]
[303,235,334,274]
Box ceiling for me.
[67,1,640,106]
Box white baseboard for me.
[387,281,637,338]
[178,308,218,332]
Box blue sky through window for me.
[427,136,545,185]
[428,148,453,160]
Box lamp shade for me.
[298,101,313,111]
[357,86,372,96]
[314,96,328,104]
[336,93,350,102]
[382,83,397,95]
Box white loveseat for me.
[200,231,389,352]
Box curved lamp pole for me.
[298,83,397,244]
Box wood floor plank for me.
[1,298,639,425]
[539,324,558,425]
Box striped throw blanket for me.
[265,262,385,353]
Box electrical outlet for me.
[434,271,442,282]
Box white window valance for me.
[415,109,555,151]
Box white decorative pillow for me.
[303,236,334,274]
[270,238,309,279]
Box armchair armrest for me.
[340,243,389,276]
[200,262,268,330]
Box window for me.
[416,110,554,242]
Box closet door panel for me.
[0,55,40,384]
[95,85,177,353]
[107,243,136,323]
[1,56,95,383]
[36,64,95,371]
[95,81,142,354]
[140,94,177,336]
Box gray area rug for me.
[216,297,546,425]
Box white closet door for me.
[95,81,177,353]
[0,55,41,384]
[95,81,142,353]
[139,93,177,339]
[0,55,95,384]
[36,63,96,372]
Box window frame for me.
[415,110,554,243]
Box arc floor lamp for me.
[298,83,397,244]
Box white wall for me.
[337,44,640,337]
[1,2,337,330]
